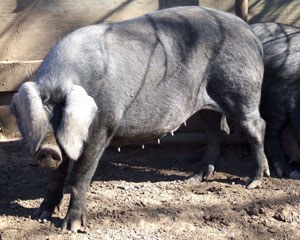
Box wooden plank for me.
[199,0,235,12]
[247,0,300,27]
[0,0,299,62]
[0,0,159,61]
[0,61,42,92]
[0,105,19,136]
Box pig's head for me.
[10,82,97,169]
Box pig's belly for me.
[110,110,191,146]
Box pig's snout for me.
[36,146,62,169]
[35,132,63,169]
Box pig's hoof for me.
[61,209,86,233]
[189,164,215,182]
[290,170,300,179]
[187,173,203,182]
[206,165,215,180]
[33,208,53,220]
[264,168,270,177]
[246,179,262,189]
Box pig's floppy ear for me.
[56,85,98,160]
[10,82,49,155]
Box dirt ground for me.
[0,138,300,240]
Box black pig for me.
[251,23,300,179]
[194,23,300,180]
[11,7,269,232]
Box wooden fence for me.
[0,0,299,136]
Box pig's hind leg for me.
[237,116,270,188]
[263,106,300,179]
[284,108,300,179]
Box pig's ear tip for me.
[56,135,82,160]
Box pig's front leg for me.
[61,129,110,232]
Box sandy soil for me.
[0,139,300,240]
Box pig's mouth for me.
[35,145,63,170]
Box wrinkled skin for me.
[194,23,300,180]
[11,7,268,232]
